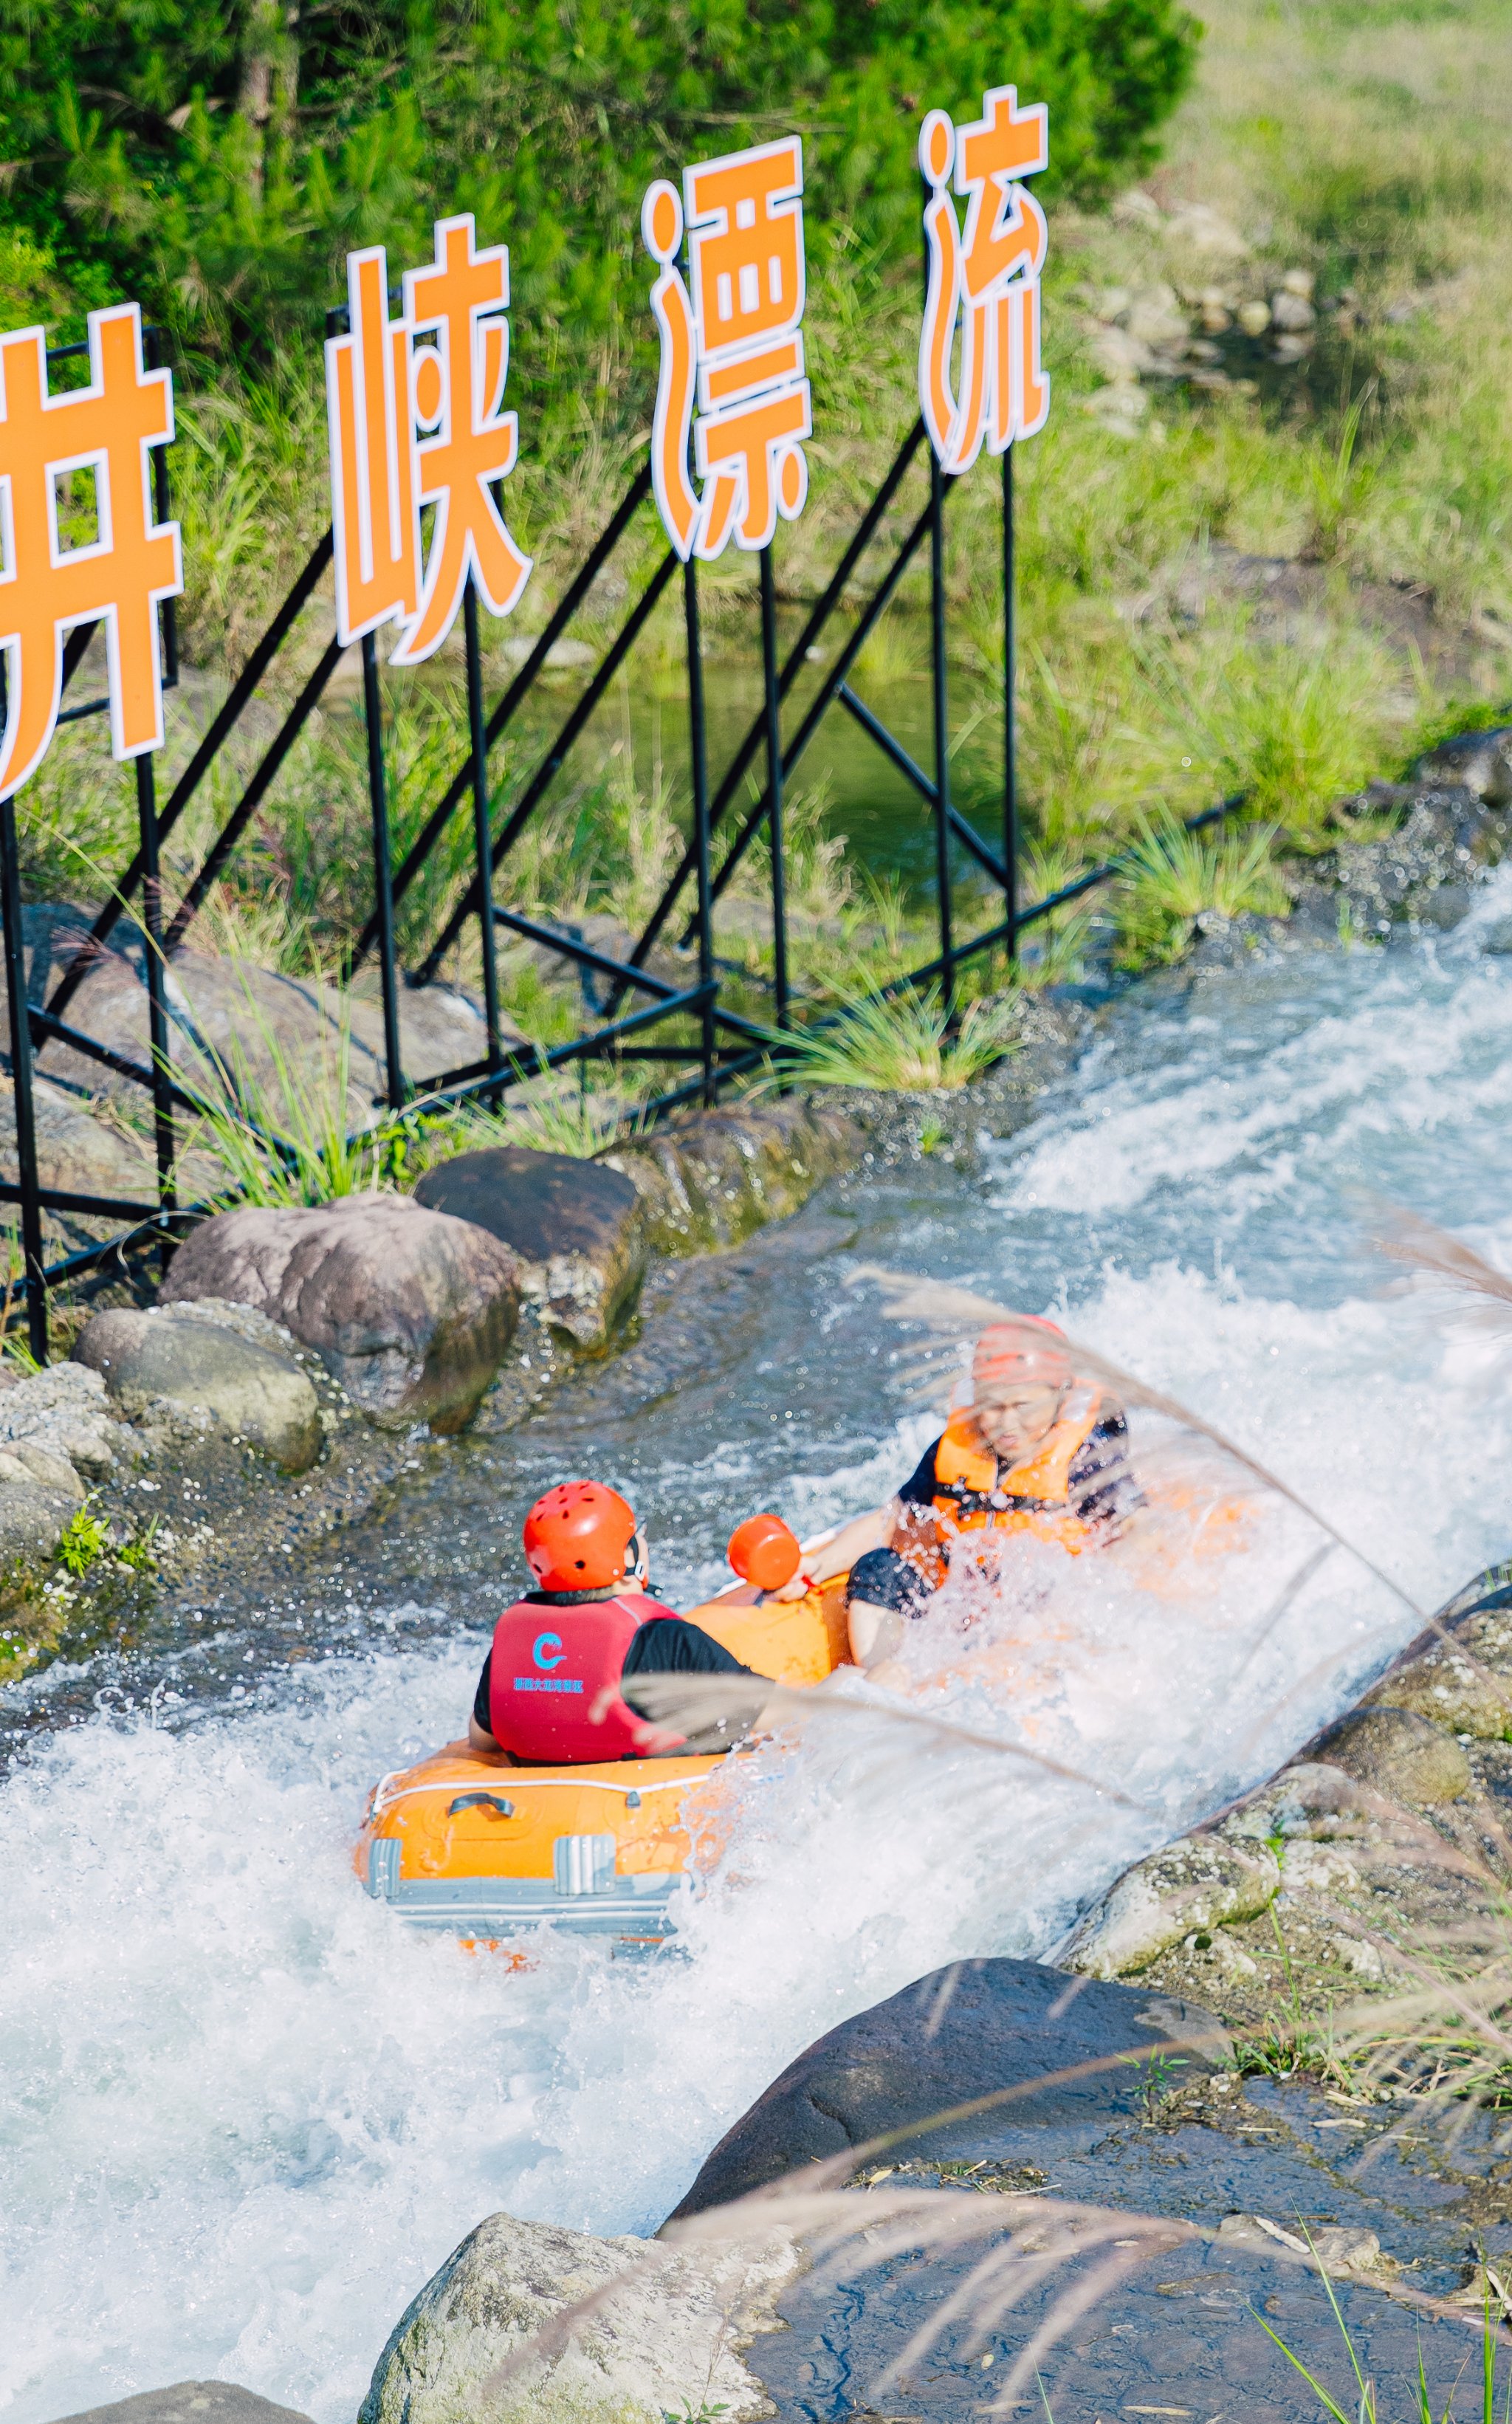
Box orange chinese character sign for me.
[642,139,811,561]
[325,213,531,663]
[919,86,1050,476]
[0,303,182,803]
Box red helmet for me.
[523,1481,637,1593]
[728,1512,802,1593]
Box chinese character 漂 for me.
[642,138,811,560]
[919,86,1050,475]
[0,302,182,803]
[325,212,531,662]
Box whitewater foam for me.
[9,902,1512,2421]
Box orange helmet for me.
[523,1480,637,1593]
[728,1512,802,1593]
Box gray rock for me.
[10,903,523,1125]
[159,1195,520,1432]
[1364,1630,1512,1739]
[1415,725,1512,806]
[45,2386,313,2424]
[0,1474,76,1562]
[1060,1835,1281,1980]
[603,1098,862,1256]
[0,1361,132,1477]
[360,2207,800,2424]
[669,1956,1223,2220]
[1299,1706,1472,1805]
[73,1303,321,1471]
[413,1145,647,1348]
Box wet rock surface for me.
[602,1096,862,1254]
[360,2207,800,2424]
[47,2392,313,2424]
[74,1300,322,1472]
[414,1144,647,1349]
[670,1958,1224,2217]
[670,1960,1505,2424]
[159,1196,522,1433]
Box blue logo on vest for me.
[513,1628,584,1695]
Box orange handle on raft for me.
[728,1513,803,1593]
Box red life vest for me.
[488,1591,677,1763]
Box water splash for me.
[9,890,1512,2422]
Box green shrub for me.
[0,0,1199,389]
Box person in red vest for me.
[467,1479,762,1763]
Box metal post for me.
[362,633,405,1112]
[136,755,176,1212]
[463,579,503,1075]
[683,559,715,1104]
[0,794,48,1363]
[757,547,789,1028]
[929,450,955,1014]
[1003,444,1018,964]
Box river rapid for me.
[9,882,1512,2423]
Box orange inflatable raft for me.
[354,1573,850,1945]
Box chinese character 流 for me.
[919,86,1051,475]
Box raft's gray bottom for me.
[374,1870,681,1940]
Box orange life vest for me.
[929,1388,1104,1554]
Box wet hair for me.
[846,1548,932,1620]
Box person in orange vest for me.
[468,1480,763,1763]
[797,1316,1141,1596]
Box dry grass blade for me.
[845,1262,1425,1618]
[1366,1198,1512,1325]
[619,1669,1149,1807]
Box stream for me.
[8,877,1512,2423]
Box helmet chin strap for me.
[623,1528,649,1588]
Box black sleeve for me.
[621,1618,755,1679]
[1068,1414,1143,1528]
[472,1650,493,1731]
[896,1435,944,1506]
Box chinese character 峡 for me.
[325,212,531,662]
[0,303,182,802]
[642,138,811,560]
[919,86,1051,474]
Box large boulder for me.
[72,1299,322,1471]
[668,1955,1223,2220]
[48,2388,314,2424]
[413,1145,647,1348]
[159,1195,520,1432]
[360,2208,800,2424]
[665,1957,1482,2423]
[10,904,522,1125]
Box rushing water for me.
[10,881,1512,2423]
